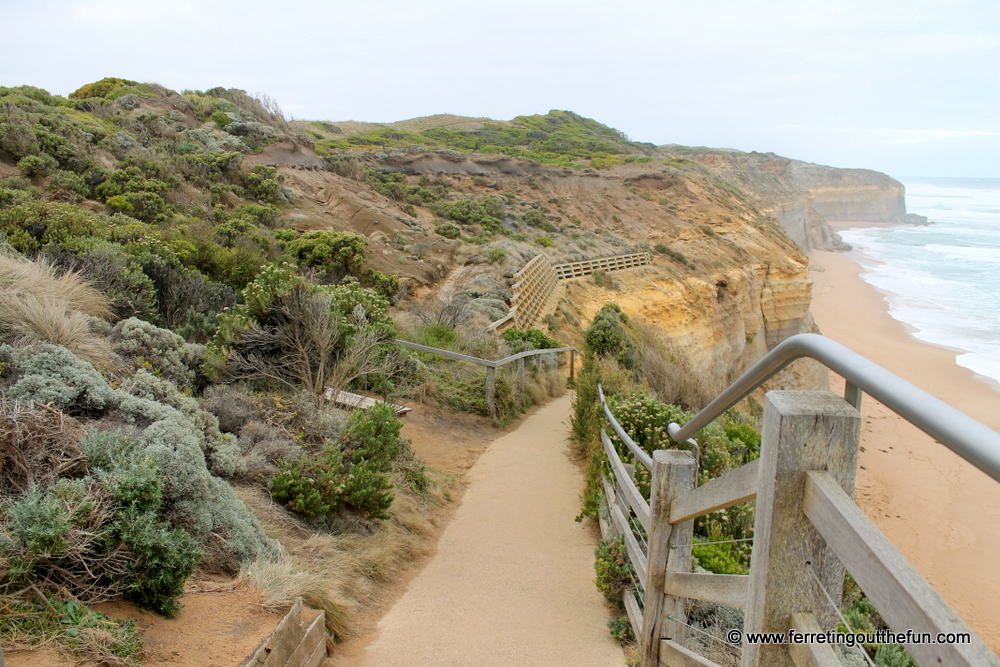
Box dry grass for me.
[0,254,116,367]
[634,323,722,411]
[237,476,447,641]
[0,398,86,497]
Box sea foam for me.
[838,177,1000,387]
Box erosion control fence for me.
[599,333,1000,667]
[489,252,653,331]
[395,340,579,419]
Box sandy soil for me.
[809,244,1000,652]
[3,584,283,667]
[327,394,624,667]
[2,403,513,667]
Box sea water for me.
[838,177,1000,387]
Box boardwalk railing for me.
[598,333,1000,667]
[488,252,653,331]
[396,340,579,419]
[553,251,652,279]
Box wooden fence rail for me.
[597,370,1000,667]
[395,340,578,419]
[553,251,652,279]
[488,252,653,331]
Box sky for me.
[1,0,998,178]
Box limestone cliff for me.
[278,144,829,402]
[665,149,923,252]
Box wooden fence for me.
[488,252,653,332]
[396,340,578,419]
[597,341,1000,667]
[553,251,652,280]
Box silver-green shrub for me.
[0,343,116,414]
[111,318,204,390]
[0,342,275,569]
[119,371,243,478]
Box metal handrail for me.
[666,333,1000,484]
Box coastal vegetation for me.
[0,78,591,661]
[574,303,917,666]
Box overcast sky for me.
[2,0,997,177]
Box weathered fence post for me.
[642,449,697,667]
[570,349,576,382]
[518,358,525,391]
[741,391,861,667]
[485,366,496,420]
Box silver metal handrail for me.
[666,333,1000,483]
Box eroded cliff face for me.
[269,142,839,398]
[674,150,919,252]
[789,160,907,222]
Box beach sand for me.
[809,237,1000,652]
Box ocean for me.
[838,177,1000,387]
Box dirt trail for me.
[328,393,624,666]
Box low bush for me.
[502,326,560,351]
[272,403,406,522]
[535,236,555,248]
[594,536,635,608]
[584,303,637,370]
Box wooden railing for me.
[488,252,653,332]
[597,334,1000,667]
[553,251,652,279]
[396,340,578,419]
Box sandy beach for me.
[809,228,1000,652]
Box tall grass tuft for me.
[0,253,116,367]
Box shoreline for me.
[808,240,1000,652]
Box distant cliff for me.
[664,149,923,252]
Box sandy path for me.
[329,393,624,666]
[809,247,1000,652]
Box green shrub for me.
[432,195,505,233]
[522,207,556,232]
[594,536,635,607]
[502,327,560,350]
[607,615,634,644]
[273,404,405,522]
[435,223,461,239]
[111,317,204,390]
[535,236,555,248]
[487,246,507,264]
[285,230,368,281]
[210,111,234,128]
[69,77,138,100]
[48,169,90,201]
[242,165,284,203]
[0,201,109,253]
[584,303,637,370]
[17,154,59,177]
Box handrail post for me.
[518,357,525,391]
[485,367,496,420]
[741,391,861,667]
[570,349,576,382]
[641,450,696,667]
